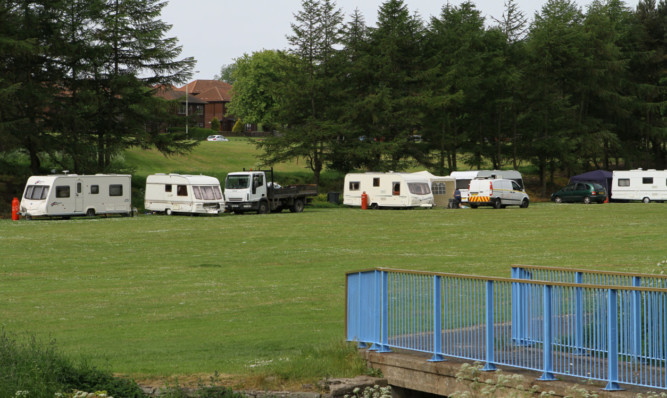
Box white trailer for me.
[611,169,667,203]
[144,173,225,215]
[20,174,132,219]
[343,172,434,209]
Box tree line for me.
[226,0,666,191]
[0,0,194,176]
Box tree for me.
[216,63,237,84]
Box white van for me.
[144,174,224,215]
[343,172,434,209]
[20,174,132,219]
[450,170,523,203]
[611,169,667,203]
[468,178,529,209]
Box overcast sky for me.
[160,0,636,81]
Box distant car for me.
[551,182,607,204]
[207,135,229,142]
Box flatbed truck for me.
[224,168,318,214]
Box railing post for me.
[483,280,497,371]
[356,272,368,348]
[369,270,381,351]
[430,275,444,361]
[512,267,531,345]
[631,276,641,361]
[377,270,391,353]
[605,289,622,391]
[539,284,556,380]
[575,271,583,354]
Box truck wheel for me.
[290,199,304,213]
[494,198,502,209]
[520,198,530,208]
[86,208,95,217]
[258,201,269,214]
[165,209,172,216]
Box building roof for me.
[154,86,207,104]
[177,80,232,102]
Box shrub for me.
[210,117,220,132]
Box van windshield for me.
[24,185,49,200]
[225,175,250,189]
[408,182,431,195]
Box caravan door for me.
[75,179,83,213]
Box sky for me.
[160,0,630,82]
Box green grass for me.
[1,203,665,383]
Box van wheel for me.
[165,209,172,216]
[583,196,591,204]
[493,199,502,209]
[86,209,95,217]
[520,198,530,208]
[643,197,650,204]
[258,200,269,214]
[290,199,304,213]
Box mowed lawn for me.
[0,203,665,378]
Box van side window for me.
[511,181,521,190]
[90,185,99,194]
[349,181,360,191]
[177,185,187,196]
[165,184,172,192]
[373,178,380,187]
[393,182,400,195]
[618,178,630,187]
[109,184,123,196]
[643,177,653,184]
[56,185,70,198]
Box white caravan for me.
[20,174,132,219]
[144,173,224,215]
[343,172,434,209]
[611,169,667,203]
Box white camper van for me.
[611,169,667,203]
[343,172,434,209]
[20,174,132,219]
[144,174,225,215]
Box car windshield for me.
[408,182,431,195]
[225,175,250,189]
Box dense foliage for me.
[0,0,195,176]
[227,0,666,192]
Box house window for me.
[56,186,70,198]
[178,103,186,115]
[643,177,653,184]
[373,178,380,187]
[177,185,188,196]
[618,179,630,187]
[432,182,446,195]
[349,181,360,191]
[109,184,123,196]
[196,105,204,115]
[392,182,400,196]
[165,184,172,192]
[91,185,99,194]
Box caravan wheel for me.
[86,208,95,217]
[165,209,172,216]
[643,197,651,204]
[370,203,379,210]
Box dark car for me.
[551,182,607,204]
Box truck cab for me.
[224,171,268,213]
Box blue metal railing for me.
[346,268,667,391]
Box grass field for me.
[0,203,665,384]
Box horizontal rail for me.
[512,265,667,289]
[346,268,667,391]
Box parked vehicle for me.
[551,182,607,204]
[224,168,317,214]
[343,172,434,209]
[20,174,132,219]
[206,135,228,141]
[450,170,523,204]
[144,174,224,215]
[611,169,667,203]
[468,178,529,209]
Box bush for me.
[210,117,221,132]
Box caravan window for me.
[177,185,187,196]
[77,183,82,194]
[456,179,471,190]
[109,184,123,196]
[393,182,400,195]
[56,185,70,198]
[432,182,446,195]
[618,178,630,187]
[193,186,202,199]
[213,186,222,199]
[643,177,653,184]
[165,184,172,192]
[24,185,49,200]
[349,181,360,191]
[373,178,380,187]
[91,185,99,194]
[200,186,216,200]
[408,182,431,195]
